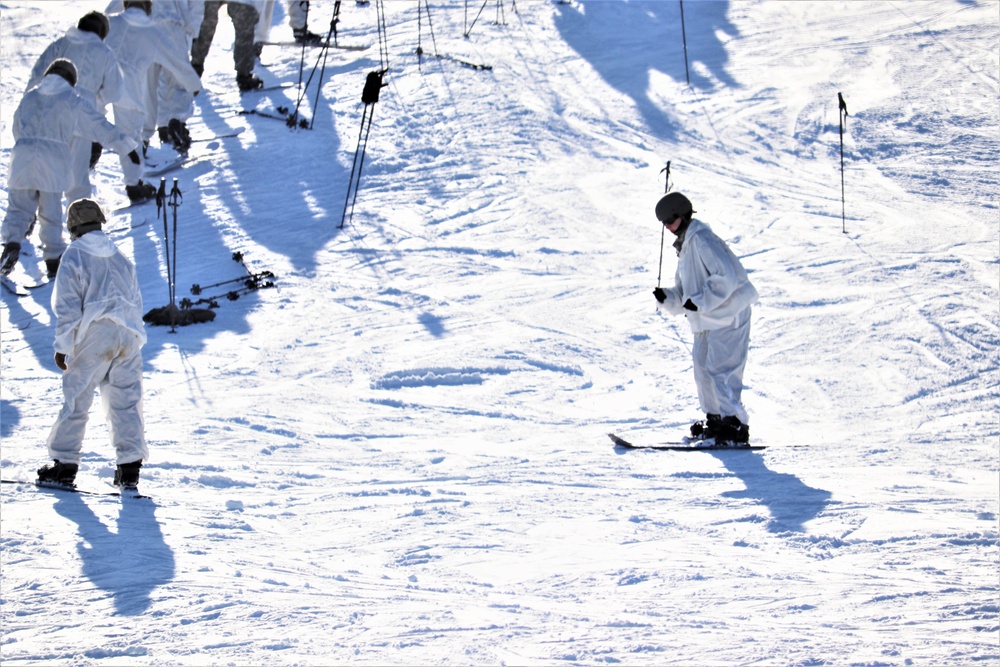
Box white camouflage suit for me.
[47,229,148,466]
[106,0,204,139]
[1,75,136,260]
[27,25,124,204]
[105,6,202,186]
[657,219,759,424]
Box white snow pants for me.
[47,319,147,466]
[1,188,65,260]
[691,306,752,424]
[66,136,94,205]
[112,105,146,186]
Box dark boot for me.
[690,413,721,439]
[45,256,60,279]
[115,461,142,489]
[126,180,157,204]
[0,242,21,276]
[236,72,263,92]
[717,416,750,445]
[293,27,323,45]
[114,460,142,489]
[37,460,78,486]
[167,118,192,152]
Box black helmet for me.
[67,198,106,238]
[124,0,153,16]
[44,58,77,87]
[655,192,694,223]
[78,11,110,41]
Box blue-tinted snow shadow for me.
[710,450,832,534]
[554,0,738,140]
[191,61,365,278]
[52,493,175,616]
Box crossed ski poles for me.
[184,252,275,308]
[286,0,343,130]
[156,178,183,333]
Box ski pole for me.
[838,92,848,234]
[168,179,183,333]
[656,161,671,287]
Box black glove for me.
[653,287,666,304]
[89,143,102,169]
[683,298,698,312]
[0,242,20,276]
[128,149,141,165]
[54,353,67,371]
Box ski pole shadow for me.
[51,493,175,616]
[710,450,832,534]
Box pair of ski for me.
[142,127,247,179]
[1,478,150,499]
[608,433,766,452]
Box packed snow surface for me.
[1,0,997,664]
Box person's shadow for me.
[711,450,831,534]
[52,493,175,616]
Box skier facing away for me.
[652,192,759,445]
[37,199,148,491]
[0,58,139,279]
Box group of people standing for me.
[1,1,323,492]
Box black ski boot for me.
[716,416,750,445]
[293,27,323,45]
[690,413,721,439]
[45,256,60,279]
[0,242,21,276]
[126,180,157,204]
[37,460,78,486]
[167,118,191,153]
[236,72,263,92]
[114,460,142,490]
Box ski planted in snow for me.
[608,433,767,451]
[1,275,48,296]
[1,478,151,499]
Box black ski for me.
[259,40,369,51]
[1,478,151,499]
[608,433,767,451]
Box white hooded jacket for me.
[105,7,201,112]
[52,230,146,356]
[27,26,123,109]
[657,219,759,333]
[8,75,136,193]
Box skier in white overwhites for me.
[0,59,139,279]
[105,0,202,203]
[106,0,204,153]
[26,11,124,207]
[652,192,759,445]
[37,198,148,491]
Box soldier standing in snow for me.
[26,11,123,206]
[0,59,139,279]
[105,0,202,203]
[37,199,148,491]
[191,0,266,92]
[106,0,205,153]
[652,192,759,445]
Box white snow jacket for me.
[657,219,759,333]
[8,75,136,193]
[27,26,123,110]
[105,7,201,112]
[107,0,205,38]
[52,230,146,356]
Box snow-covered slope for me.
[1,1,997,663]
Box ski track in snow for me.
[1,0,997,664]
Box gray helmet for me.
[44,58,77,87]
[655,192,694,223]
[67,198,106,238]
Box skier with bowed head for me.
[652,192,759,445]
[37,198,148,491]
